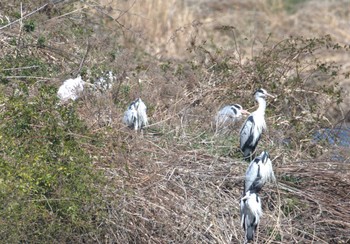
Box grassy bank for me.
[0,0,349,243]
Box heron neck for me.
[256,97,267,115]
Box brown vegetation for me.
[0,0,349,243]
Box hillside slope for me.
[0,0,349,243]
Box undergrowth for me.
[0,85,106,242]
[0,0,349,243]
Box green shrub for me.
[0,85,105,242]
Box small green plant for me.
[281,174,302,185]
[9,37,17,46]
[24,20,35,32]
[37,36,46,47]
[160,61,171,73]
[267,227,282,241]
[121,84,130,98]
[281,197,300,215]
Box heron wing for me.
[247,193,262,222]
[243,193,262,241]
[216,106,235,126]
[244,160,260,192]
[240,198,245,228]
[240,115,255,150]
[262,158,276,183]
[250,176,264,192]
[137,100,148,128]
[123,107,137,128]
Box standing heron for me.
[240,89,274,160]
[123,98,148,130]
[244,151,276,193]
[215,104,249,133]
[240,189,263,243]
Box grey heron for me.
[57,75,85,102]
[95,71,115,92]
[123,98,148,130]
[240,189,263,243]
[215,104,249,133]
[240,89,274,160]
[244,151,276,193]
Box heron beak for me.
[241,195,249,200]
[266,93,275,99]
[241,110,250,115]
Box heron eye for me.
[231,107,237,114]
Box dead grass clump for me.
[102,132,245,243]
[1,0,350,243]
[97,124,350,243]
[276,159,350,243]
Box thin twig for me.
[2,65,40,71]
[4,76,54,79]
[0,3,48,30]
[75,40,91,76]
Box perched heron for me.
[240,189,263,243]
[123,98,148,130]
[215,104,249,133]
[244,151,276,193]
[240,89,274,160]
[57,75,85,102]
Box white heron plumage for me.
[215,104,249,133]
[94,71,115,92]
[244,151,276,193]
[240,89,274,160]
[240,189,263,243]
[57,75,85,102]
[123,98,148,130]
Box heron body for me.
[136,98,148,128]
[123,103,138,129]
[215,104,249,133]
[240,190,263,242]
[57,75,85,102]
[240,89,274,160]
[244,151,276,193]
[123,98,148,130]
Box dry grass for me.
[75,64,350,243]
[99,0,350,56]
[1,0,350,243]
[87,119,350,243]
[96,0,350,119]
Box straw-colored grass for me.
[0,0,349,243]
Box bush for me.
[186,31,346,158]
[0,84,105,242]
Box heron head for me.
[254,88,275,100]
[233,104,242,110]
[133,98,142,109]
[260,151,270,164]
[129,103,136,111]
[233,104,250,115]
